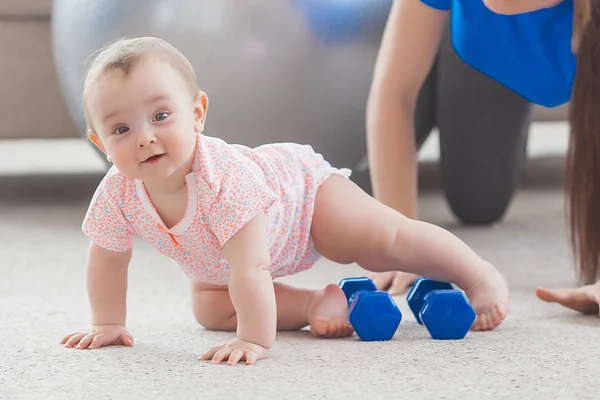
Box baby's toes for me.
[471,313,487,331]
[472,305,506,331]
[488,303,507,327]
[490,304,507,327]
[336,322,352,338]
[344,324,354,337]
[311,319,354,338]
[327,322,345,338]
[328,323,339,337]
[336,323,349,338]
[310,319,329,337]
[332,322,344,337]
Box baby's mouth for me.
[142,153,166,163]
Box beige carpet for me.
[1,156,599,400]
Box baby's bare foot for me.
[464,262,510,331]
[307,284,354,338]
[536,283,600,315]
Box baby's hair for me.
[83,36,199,129]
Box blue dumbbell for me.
[338,276,402,342]
[406,277,476,340]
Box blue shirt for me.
[421,0,576,107]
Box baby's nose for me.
[138,130,157,147]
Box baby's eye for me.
[115,126,129,135]
[153,112,169,122]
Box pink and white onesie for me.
[82,134,351,285]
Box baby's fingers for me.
[244,351,257,366]
[87,334,111,349]
[199,344,225,361]
[88,333,130,349]
[75,333,97,349]
[64,333,87,348]
[60,333,77,345]
[119,331,134,347]
[226,349,246,366]
[211,347,233,364]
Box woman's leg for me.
[311,174,510,331]
[436,25,531,225]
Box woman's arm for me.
[366,0,449,217]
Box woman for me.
[366,0,600,314]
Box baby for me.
[61,36,510,365]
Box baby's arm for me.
[225,211,275,347]
[86,241,131,326]
[61,242,133,349]
[202,211,275,364]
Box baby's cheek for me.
[111,149,139,176]
[169,129,197,158]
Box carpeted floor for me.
[1,156,599,399]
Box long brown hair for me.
[566,0,600,284]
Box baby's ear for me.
[87,129,107,154]
[193,91,209,133]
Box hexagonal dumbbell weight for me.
[338,276,402,341]
[406,277,476,340]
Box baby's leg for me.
[311,175,510,331]
[191,281,353,337]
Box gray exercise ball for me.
[51,0,392,170]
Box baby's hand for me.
[199,337,269,365]
[61,325,133,350]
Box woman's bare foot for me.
[370,271,418,295]
[536,283,600,315]
[307,284,354,338]
[464,262,510,331]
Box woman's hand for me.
[536,283,600,315]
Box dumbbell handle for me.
[347,290,369,307]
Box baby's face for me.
[482,0,564,14]
[86,57,205,182]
